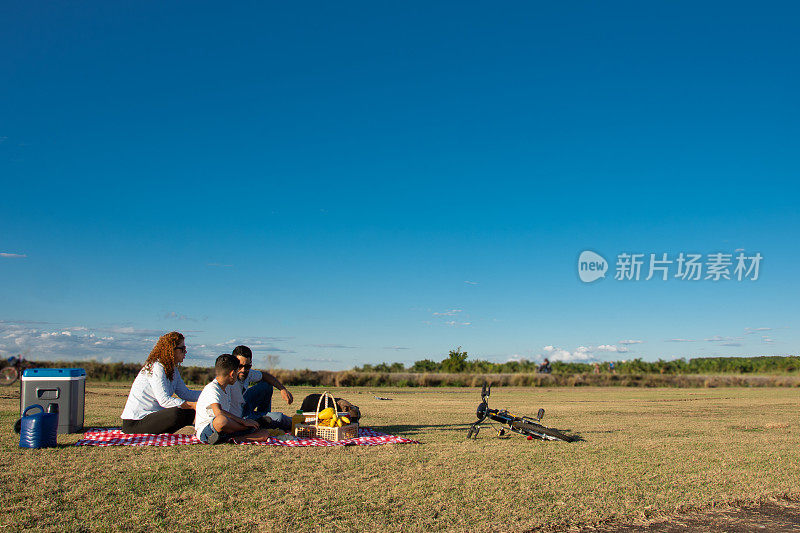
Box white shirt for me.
[194,378,232,438]
[120,362,201,420]
[228,369,263,417]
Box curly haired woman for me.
[120,331,201,434]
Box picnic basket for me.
[294,391,359,441]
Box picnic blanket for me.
[76,427,419,447]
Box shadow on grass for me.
[376,423,585,442]
[376,423,471,435]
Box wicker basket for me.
[294,391,359,441]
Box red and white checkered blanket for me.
[76,427,419,447]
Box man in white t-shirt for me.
[195,354,274,444]
[231,345,294,430]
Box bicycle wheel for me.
[0,367,19,386]
[511,421,573,442]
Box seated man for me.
[300,393,361,422]
[538,358,552,374]
[230,345,294,431]
[194,354,275,444]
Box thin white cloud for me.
[433,309,462,316]
[307,343,360,349]
[444,321,471,327]
[704,335,743,342]
[301,357,340,363]
[665,338,698,342]
[0,252,27,258]
[103,326,161,337]
[383,346,410,350]
[464,281,478,285]
[720,342,743,347]
[163,311,198,322]
[618,339,643,345]
[745,327,772,334]
[206,337,296,360]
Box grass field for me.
[2,384,799,532]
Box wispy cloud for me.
[210,336,295,354]
[618,339,643,345]
[745,327,772,334]
[720,342,743,347]
[0,319,52,325]
[433,309,462,316]
[0,252,27,258]
[464,281,478,285]
[307,343,360,349]
[102,326,162,337]
[444,321,471,327]
[163,311,200,322]
[704,335,743,342]
[383,346,410,350]
[301,357,340,363]
[665,338,698,342]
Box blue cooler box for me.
[20,368,86,434]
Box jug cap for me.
[23,404,45,417]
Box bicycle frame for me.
[467,382,572,442]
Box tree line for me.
[353,348,800,375]
[24,349,800,384]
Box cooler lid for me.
[22,368,86,378]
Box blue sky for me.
[1,2,798,370]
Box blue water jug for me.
[19,404,58,449]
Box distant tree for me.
[410,359,439,373]
[441,346,468,373]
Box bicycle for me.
[466,381,573,442]
[1,355,31,386]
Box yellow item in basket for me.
[318,407,335,420]
[336,419,343,427]
[341,416,350,424]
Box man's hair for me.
[232,345,252,359]
[215,354,239,375]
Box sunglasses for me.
[239,364,252,369]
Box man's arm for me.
[260,372,293,405]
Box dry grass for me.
[2,384,799,532]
